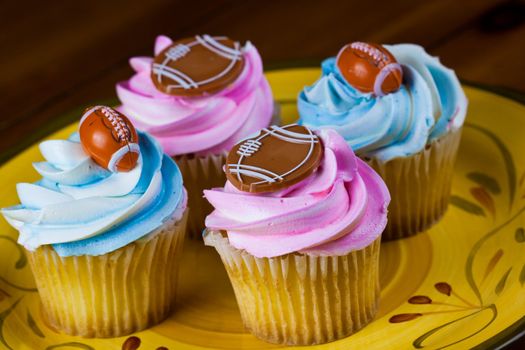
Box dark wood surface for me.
[2,0,525,162]
[1,0,525,348]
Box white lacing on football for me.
[266,125,319,144]
[350,42,389,67]
[230,124,319,185]
[100,107,132,141]
[79,106,131,141]
[152,63,198,89]
[237,139,262,157]
[107,143,140,173]
[374,62,402,96]
[196,35,242,61]
[165,44,191,61]
[227,164,284,183]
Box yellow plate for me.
[0,68,524,350]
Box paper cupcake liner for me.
[174,153,227,239]
[203,230,381,345]
[26,210,188,338]
[367,128,462,240]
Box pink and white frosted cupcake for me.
[203,124,390,345]
[117,34,274,238]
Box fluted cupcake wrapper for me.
[204,230,381,345]
[26,210,188,338]
[367,128,462,240]
[174,153,227,240]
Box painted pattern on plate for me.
[389,121,525,349]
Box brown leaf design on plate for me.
[482,249,504,283]
[519,171,525,187]
[435,282,452,296]
[450,196,486,217]
[122,336,141,350]
[389,313,423,323]
[408,296,432,304]
[0,289,10,303]
[515,228,525,242]
[467,172,501,194]
[0,298,21,350]
[156,347,168,350]
[470,187,496,217]
[465,123,516,210]
[495,267,512,295]
[0,236,28,269]
[520,264,525,287]
[412,305,497,350]
[27,310,45,338]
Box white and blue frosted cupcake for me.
[298,43,468,239]
[1,106,188,337]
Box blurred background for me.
[2,0,525,162]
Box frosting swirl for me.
[2,132,186,256]
[298,44,468,162]
[116,35,274,156]
[204,129,390,258]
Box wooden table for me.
[2,0,525,162]
[1,0,525,348]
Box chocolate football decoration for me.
[225,124,323,193]
[79,106,139,172]
[151,35,245,97]
[336,42,402,96]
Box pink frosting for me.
[116,35,274,156]
[204,129,390,258]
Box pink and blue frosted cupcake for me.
[203,124,390,345]
[2,106,188,337]
[117,34,274,238]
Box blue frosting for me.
[2,132,185,257]
[298,44,467,162]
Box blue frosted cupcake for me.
[298,43,468,239]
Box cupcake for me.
[298,42,468,239]
[116,34,274,238]
[203,124,390,345]
[1,106,188,337]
